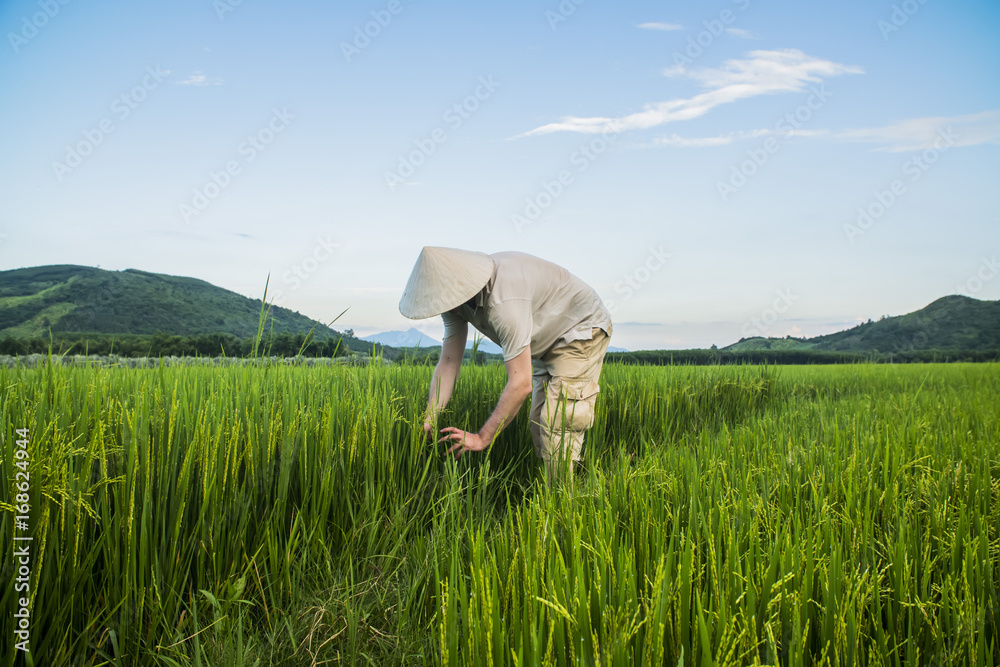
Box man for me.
[398,246,613,479]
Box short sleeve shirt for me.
[441,251,612,361]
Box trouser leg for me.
[539,379,597,466]
[529,362,549,459]
[536,327,611,478]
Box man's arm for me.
[425,321,467,435]
[441,346,532,458]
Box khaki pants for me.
[529,326,611,472]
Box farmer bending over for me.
[398,247,613,480]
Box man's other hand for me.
[439,427,488,459]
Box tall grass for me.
[436,364,999,665]
[0,361,997,665]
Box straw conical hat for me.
[399,247,495,319]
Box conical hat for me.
[399,247,495,319]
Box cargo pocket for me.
[542,378,600,432]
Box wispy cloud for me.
[653,129,771,147]
[175,71,223,86]
[725,27,757,39]
[651,128,827,148]
[646,110,999,151]
[638,22,683,31]
[836,110,1000,151]
[520,49,863,137]
[654,134,736,148]
[782,129,830,138]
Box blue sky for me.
[1,0,998,350]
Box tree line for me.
[0,331,352,359]
[3,332,996,365]
[607,348,1000,365]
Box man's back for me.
[443,251,612,360]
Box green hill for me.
[725,295,1000,353]
[721,337,815,352]
[0,264,349,342]
[5,266,995,362]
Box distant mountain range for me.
[0,264,377,352]
[363,328,443,348]
[363,327,629,354]
[724,295,999,353]
[363,328,504,354]
[2,265,994,356]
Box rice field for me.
[1,359,998,665]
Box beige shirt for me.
[442,251,612,361]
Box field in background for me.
[1,362,998,665]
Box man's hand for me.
[439,427,488,459]
[423,420,436,443]
[436,348,531,460]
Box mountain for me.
[10,265,987,358]
[724,295,1000,353]
[0,264,355,342]
[364,328,503,354]
[365,328,627,354]
[363,328,441,348]
[1,264,619,358]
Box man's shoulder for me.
[490,251,567,277]
[490,250,553,264]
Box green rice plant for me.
[0,361,997,665]
[427,363,999,666]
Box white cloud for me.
[520,49,863,137]
[725,27,757,39]
[782,129,829,138]
[639,22,683,31]
[653,133,735,147]
[652,128,773,147]
[648,110,1000,152]
[176,71,224,86]
[836,110,1000,151]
